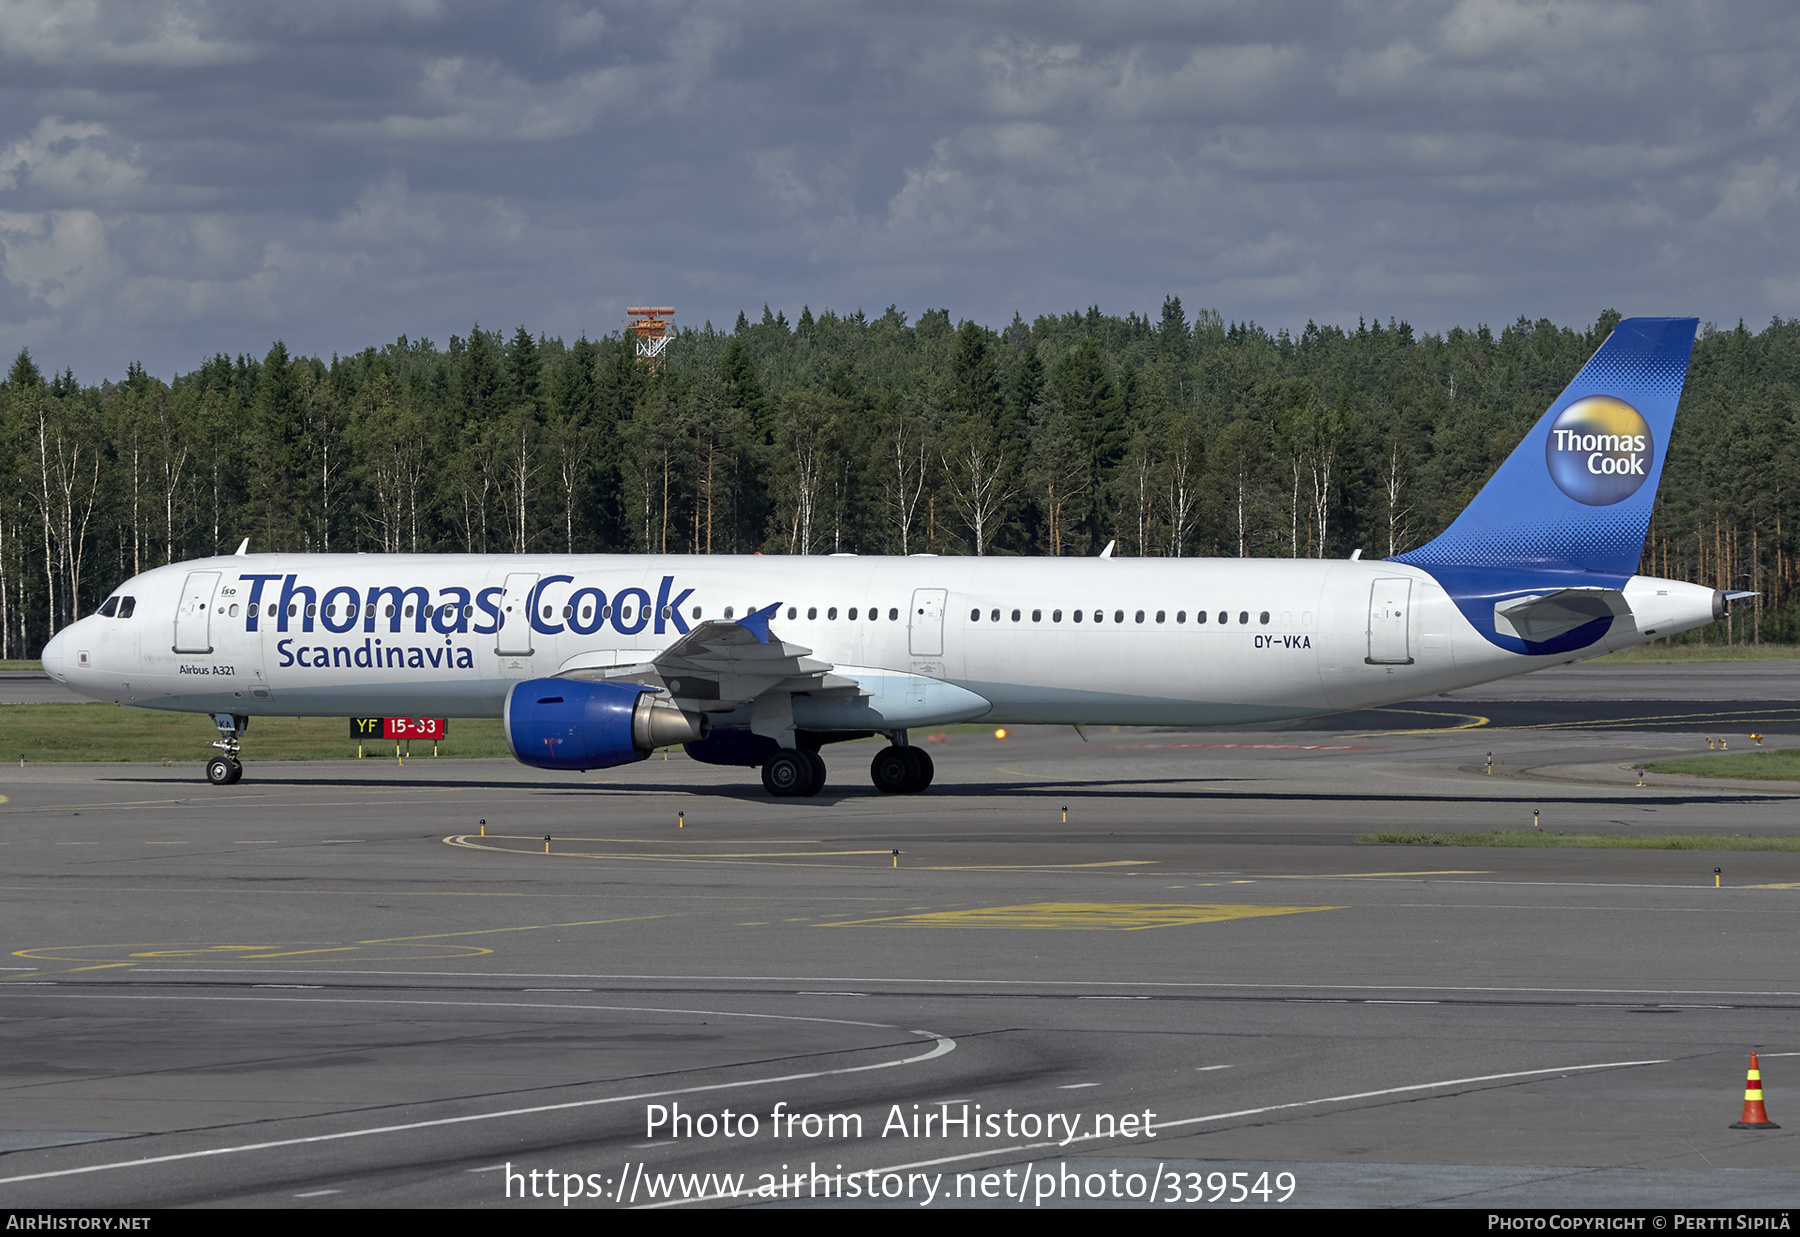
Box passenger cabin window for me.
[725,606,735,619]
[828,607,838,620]
[1260,611,1270,625]
[990,609,1000,622]
[1053,609,1063,622]
[1073,610,1083,623]
[1032,609,1042,622]
[849,608,858,620]
[888,608,898,620]
[970,608,980,621]
[1135,610,1145,623]
[787,606,797,619]
[1238,611,1249,624]
[1217,611,1227,625]
[1011,609,1021,622]
[808,607,818,620]
[1176,610,1186,623]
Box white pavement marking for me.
[0,991,955,1187]
[637,1057,1670,1208]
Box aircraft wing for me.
[558,603,865,712]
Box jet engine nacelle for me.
[503,678,706,771]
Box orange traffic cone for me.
[1730,1052,1780,1129]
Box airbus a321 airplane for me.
[42,317,1733,797]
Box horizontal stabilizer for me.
[1493,588,1627,644]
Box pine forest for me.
[2,301,1795,660]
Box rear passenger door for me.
[908,588,946,657]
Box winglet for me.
[735,602,782,645]
[1099,541,1115,559]
[234,538,249,556]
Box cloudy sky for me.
[2,0,1797,380]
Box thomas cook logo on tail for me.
[1545,396,1654,506]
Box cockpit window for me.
[97,597,120,617]
[118,597,136,618]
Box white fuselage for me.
[43,552,1720,730]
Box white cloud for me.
[321,56,643,142]
[0,208,120,309]
[555,3,606,50]
[0,0,257,68]
[1706,157,1798,228]
[0,116,144,202]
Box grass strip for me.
[0,702,512,762]
[1360,830,1800,850]
[1641,749,1800,782]
[1592,644,1800,663]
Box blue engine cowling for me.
[504,678,706,772]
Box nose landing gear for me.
[207,713,247,785]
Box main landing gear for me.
[207,713,247,786]
[758,738,934,798]
[869,744,933,795]
[761,747,826,797]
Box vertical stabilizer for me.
[1395,317,1697,574]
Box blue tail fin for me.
[1395,317,1697,575]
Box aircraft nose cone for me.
[41,626,68,681]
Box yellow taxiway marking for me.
[1,962,135,982]
[915,861,1156,871]
[0,790,474,816]
[1343,709,1491,737]
[819,902,1339,930]
[1746,882,1800,890]
[15,941,493,964]
[360,916,665,944]
[1522,706,1800,732]
[214,947,362,959]
[1267,870,1490,879]
[446,835,890,861]
[13,916,668,967]
[460,834,825,845]
[994,765,1234,788]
